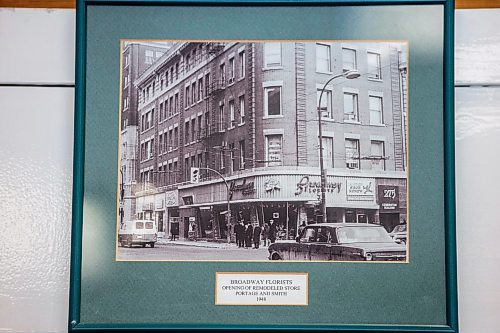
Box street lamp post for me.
[317,70,360,223]
[198,167,231,243]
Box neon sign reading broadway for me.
[294,176,342,196]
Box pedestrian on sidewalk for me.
[298,221,306,237]
[235,221,244,248]
[253,223,262,249]
[269,219,277,244]
[244,223,253,248]
[263,223,270,247]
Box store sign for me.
[155,196,164,210]
[165,190,178,207]
[267,136,282,165]
[294,175,342,196]
[264,178,281,192]
[229,178,255,199]
[378,185,399,211]
[346,179,375,201]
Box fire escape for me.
[201,42,227,178]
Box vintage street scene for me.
[117,41,408,261]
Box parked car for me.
[268,223,407,261]
[118,220,157,248]
[389,223,407,244]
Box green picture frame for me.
[70,0,457,331]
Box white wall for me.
[0,7,499,333]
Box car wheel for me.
[127,239,132,248]
[271,253,282,260]
[119,241,124,247]
[150,242,155,248]
[141,243,146,248]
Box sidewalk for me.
[156,238,292,249]
[156,238,235,249]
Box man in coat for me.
[253,223,262,249]
[234,221,245,248]
[244,223,253,248]
[268,219,277,244]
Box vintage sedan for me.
[389,223,407,244]
[268,223,407,261]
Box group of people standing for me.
[234,219,278,249]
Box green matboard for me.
[70,1,457,331]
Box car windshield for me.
[336,226,392,244]
[135,222,144,229]
[392,224,407,233]
[145,222,154,229]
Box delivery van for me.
[118,220,157,248]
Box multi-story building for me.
[133,41,408,240]
[119,42,172,225]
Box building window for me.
[185,54,191,71]
[184,157,190,180]
[169,96,174,117]
[184,121,189,144]
[158,134,163,154]
[159,102,164,121]
[229,143,236,172]
[369,95,384,125]
[197,115,202,140]
[218,103,225,132]
[317,89,332,119]
[168,129,173,150]
[343,92,359,122]
[175,63,179,80]
[264,86,282,117]
[264,42,282,67]
[239,140,245,170]
[204,111,210,135]
[219,149,225,170]
[316,43,331,72]
[367,52,382,80]
[345,139,360,169]
[155,51,164,58]
[371,141,385,171]
[198,78,203,101]
[342,48,357,72]
[205,73,210,96]
[124,54,129,67]
[219,63,226,83]
[185,86,190,106]
[191,82,196,105]
[124,75,129,87]
[173,127,178,147]
[320,137,334,168]
[229,100,235,128]
[145,50,154,64]
[191,118,196,142]
[123,97,129,110]
[174,93,179,114]
[228,57,235,83]
[265,134,283,166]
[239,50,245,79]
[239,95,245,125]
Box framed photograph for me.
[70,0,457,331]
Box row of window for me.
[139,135,386,189]
[265,84,385,125]
[140,140,248,188]
[140,44,246,106]
[263,134,386,171]
[264,42,383,80]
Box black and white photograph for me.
[116,40,409,262]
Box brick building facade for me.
[131,41,408,240]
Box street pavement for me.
[117,241,271,261]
